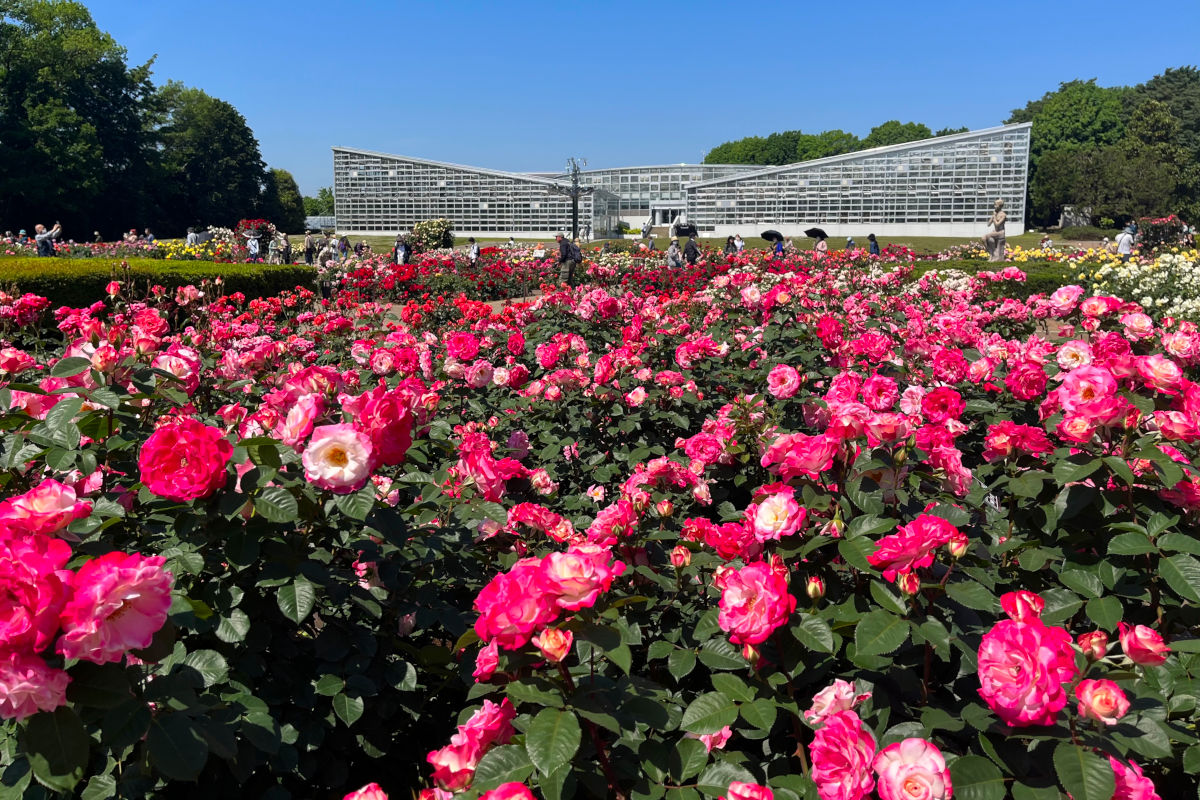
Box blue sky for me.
[84,0,1200,195]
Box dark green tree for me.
[1134,66,1200,155]
[303,187,335,216]
[0,0,157,235]
[262,168,305,233]
[861,120,933,149]
[704,136,769,164]
[154,81,267,231]
[795,129,861,161]
[934,126,969,136]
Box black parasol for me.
[804,227,828,239]
[760,229,784,242]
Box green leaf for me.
[1160,554,1200,603]
[681,692,738,735]
[1158,533,1200,556]
[949,754,1005,800]
[855,610,909,656]
[215,609,252,643]
[1059,569,1103,599]
[946,581,997,612]
[711,673,755,703]
[314,674,345,696]
[180,649,229,687]
[336,486,377,520]
[50,357,92,378]
[254,486,298,523]
[22,707,89,793]
[668,649,697,680]
[1053,456,1102,485]
[525,708,582,776]
[1053,743,1114,800]
[277,577,316,624]
[1012,783,1060,800]
[1085,596,1122,630]
[1009,472,1045,498]
[147,714,209,782]
[1107,533,1157,556]
[332,693,364,727]
[471,744,534,788]
[838,536,875,572]
[695,761,757,797]
[81,774,117,800]
[65,663,132,708]
[792,614,835,653]
[698,639,746,670]
[670,737,709,781]
[739,699,777,731]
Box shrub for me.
[0,257,315,308]
[410,219,455,253]
[911,259,1075,299]
[1137,215,1188,250]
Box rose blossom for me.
[805,679,872,725]
[688,724,733,753]
[138,417,233,502]
[1000,590,1044,623]
[721,782,773,800]
[538,545,626,611]
[473,640,499,681]
[0,651,70,720]
[809,710,877,800]
[1077,630,1108,660]
[0,478,92,536]
[1118,622,1170,665]
[0,532,73,653]
[343,784,389,800]
[767,364,801,399]
[531,627,574,663]
[478,784,536,800]
[717,561,796,646]
[872,738,952,800]
[58,552,173,664]
[748,490,806,541]
[867,515,957,583]
[474,559,560,650]
[302,423,375,494]
[976,618,1077,726]
[1075,679,1129,725]
[1109,757,1162,800]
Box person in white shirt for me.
[1115,229,1134,262]
[733,234,744,252]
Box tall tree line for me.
[704,67,1200,226]
[0,0,305,238]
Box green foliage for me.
[409,219,455,252]
[262,169,306,234]
[0,256,314,307]
[303,187,336,217]
[861,120,934,149]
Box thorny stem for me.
[774,631,811,778]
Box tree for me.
[934,126,969,137]
[705,136,768,164]
[1134,66,1200,156]
[304,187,335,216]
[0,0,157,234]
[262,168,306,233]
[1019,80,1128,164]
[861,121,933,149]
[155,81,266,231]
[1120,100,1187,165]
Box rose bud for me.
[670,545,691,568]
[806,576,825,600]
[1078,630,1109,661]
[532,628,574,663]
[1118,622,1170,665]
[655,499,674,518]
[1075,679,1130,725]
[897,572,921,596]
[947,531,969,559]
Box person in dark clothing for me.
[683,237,701,266]
[555,232,576,286]
[868,233,881,256]
[34,223,62,257]
[723,236,737,255]
[304,231,315,265]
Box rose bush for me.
[0,244,1196,800]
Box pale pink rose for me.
[0,478,92,536]
[538,545,626,611]
[1075,679,1129,725]
[57,552,173,664]
[899,386,925,415]
[1056,340,1093,370]
[1118,622,1170,665]
[749,491,806,541]
[302,423,374,494]
[805,679,872,725]
[872,738,952,800]
[1048,285,1084,315]
[626,386,648,406]
[531,628,574,663]
[767,364,802,399]
[0,651,70,720]
[1137,354,1183,394]
[1121,313,1155,340]
[1109,757,1162,800]
[809,710,877,800]
[465,359,494,388]
[343,783,389,800]
[274,393,322,447]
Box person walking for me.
[392,235,405,265]
[467,237,480,266]
[246,234,261,262]
[814,234,829,260]
[304,231,315,265]
[772,238,784,258]
[666,238,683,267]
[1115,228,1135,263]
[281,233,292,264]
[868,233,880,256]
[34,222,62,257]
[267,236,279,264]
[683,236,701,266]
[338,235,350,261]
[555,232,577,286]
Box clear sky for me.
[83,0,1200,196]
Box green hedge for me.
[911,258,1075,299]
[0,257,316,308]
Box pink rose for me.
[1078,630,1109,660]
[767,364,802,399]
[1000,590,1045,623]
[0,651,70,720]
[479,784,536,800]
[809,711,877,800]
[1075,679,1129,725]
[343,783,388,800]
[302,423,375,494]
[761,432,838,481]
[920,387,964,424]
[868,515,957,583]
[473,640,499,681]
[274,392,322,447]
[0,532,73,653]
[474,559,559,650]
[748,491,806,541]
[721,782,774,800]
[444,331,480,361]
[805,679,872,725]
[872,738,952,800]
[532,627,574,663]
[977,618,1078,726]
[0,478,92,536]
[58,552,173,664]
[1118,622,1170,665]
[688,724,733,753]
[538,545,626,611]
[862,374,899,411]
[138,417,233,502]
[1109,757,1162,800]
[717,561,796,646]
[356,386,414,466]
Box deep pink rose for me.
[0,651,70,720]
[0,532,73,653]
[478,784,536,800]
[867,515,956,582]
[717,561,796,645]
[976,618,1077,726]
[920,387,965,424]
[761,432,838,481]
[139,417,233,502]
[474,559,559,650]
[537,544,626,611]
[343,783,389,800]
[872,738,952,800]
[721,782,774,800]
[1109,757,1162,800]
[1118,622,1170,665]
[0,478,92,536]
[809,711,877,800]
[58,552,173,664]
[1000,590,1045,623]
[767,364,802,399]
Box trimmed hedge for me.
[911,258,1075,299]
[0,257,315,307]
